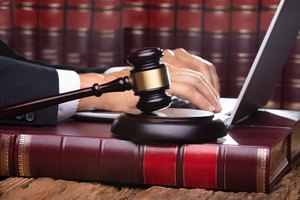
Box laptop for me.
[74,0,300,126]
[221,0,300,126]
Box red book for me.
[122,1,150,61]
[203,1,230,97]
[90,0,122,68]
[175,1,203,56]
[64,1,92,68]
[0,0,12,45]
[148,1,175,49]
[0,109,299,193]
[13,0,38,60]
[228,3,259,98]
[37,1,65,65]
[283,33,300,111]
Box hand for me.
[162,48,221,112]
[162,48,220,93]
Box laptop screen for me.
[227,0,300,125]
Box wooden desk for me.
[0,158,299,200]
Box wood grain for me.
[1,159,300,200]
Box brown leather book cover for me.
[0,109,299,193]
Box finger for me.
[173,48,220,91]
[169,81,217,112]
[162,49,187,69]
[191,54,221,93]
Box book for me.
[90,0,123,68]
[228,1,259,97]
[0,0,12,46]
[202,0,230,97]
[64,0,92,68]
[37,0,65,65]
[0,109,299,193]
[13,0,39,60]
[282,32,300,111]
[148,0,175,50]
[122,0,150,61]
[175,0,203,56]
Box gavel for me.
[0,47,172,120]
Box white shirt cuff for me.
[56,69,80,121]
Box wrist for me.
[78,73,104,111]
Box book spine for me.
[90,0,122,69]
[0,0,13,46]
[64,0,92,68]
[122,0,150,61]
[228,0,259,97]
[283,33,300,110]
[13,0,39,60]
[37,0,65,65]
[0,134,15,177]
[203,0,231,97]
[148,0,175,49]
[175,0,203,56]
[0,131,277,192]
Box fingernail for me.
[208,104,216,112]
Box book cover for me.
[0,109,299,193]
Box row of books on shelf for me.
[0,0,299,110]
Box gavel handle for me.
[0,76,131,120]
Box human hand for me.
[162,48,220,93]
[162,48,221,112]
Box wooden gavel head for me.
[128,47,172,112]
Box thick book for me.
[0,0,12,46]
[282,32,300,111]
[0,109,299,193]
[13,0,39,60]
[90,0,123,68]
[122,0,151,61]
[37,1,65,65]
[203,1,230,97]
[228,2,259,98]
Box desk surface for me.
[0,159,299,200]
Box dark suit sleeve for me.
[0,55,59,126]
[0,40,109,126]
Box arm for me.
[0,56,59,125]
